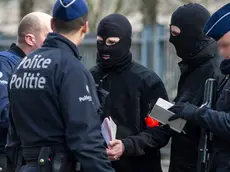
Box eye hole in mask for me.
[170,25,181,36]
[97,36,104,44]
[97,36,120,46]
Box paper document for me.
[101,117,117,146]
[150,98,186,133]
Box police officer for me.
[91,14,170,172]
[169,3,230,171]
[8,0,115,172]
[0,12,51,171]
[168,4,223,172]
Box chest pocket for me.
[97,72,141,136]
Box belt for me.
[23,144,69,160]
[25,153,78,172]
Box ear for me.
[51,18,55,32]
[25,34,35,46]
[82,21,88,34]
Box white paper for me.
[101,118,111,146]
[150,98,187,133]
[101,117,117,146]
[156,98,173,109]
[109,117,117,141]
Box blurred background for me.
[0,0,229,171]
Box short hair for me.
[53,14,88,34]
[17,15,41,44]
[17,12,51,44]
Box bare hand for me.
[106,139,125,161]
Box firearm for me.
[197,78,217,172]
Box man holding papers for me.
[169,3,230,172]
[91,14,170,172]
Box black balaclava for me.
[97,14,132,70]
[169,3,211,59]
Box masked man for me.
[90,13,171,172]
[169,3,230,172]
[168,3,222,172]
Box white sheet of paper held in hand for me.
[150,98,187,133]
[101,117,117,146]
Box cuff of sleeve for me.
[183,103,199,120]
[194,106,208,120]
[121,138,134,156]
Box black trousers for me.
[19,165,37,172]
[0,153,8,172]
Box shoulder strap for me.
[0,51,21,66]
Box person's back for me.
[10,34,107,157]
[10,42,83,147]
[2,12,52,146]
[0,12,52,171]
[8,1,115,172]
[168,3,223,172]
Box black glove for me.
[159,124,171,130]
[168,103,198,121]
[159,124,173,135]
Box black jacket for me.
[0,44,25,150]
[169,40,223,172]
[185,57,230,171]
[187,75,230,172]
[8,33,114,172]
[91,59,170,172]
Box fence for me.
[0,25,180,100]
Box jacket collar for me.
[178,40,217,74]
[9,43,26,58]
[42,33,82,60]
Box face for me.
[217,31,230,59]
[25,24,52,52]
[35,26,52,48]
[97,36,120,59]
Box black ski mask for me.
[169,3,211,59]
[97,14,132,69]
